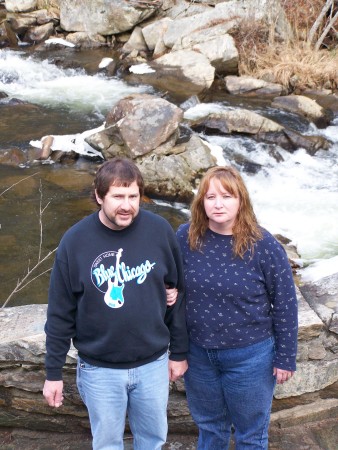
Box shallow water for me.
[0,162,188,307]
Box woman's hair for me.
[188,166,262,258]
[92,158,144,206]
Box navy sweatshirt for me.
[45,209,188,381]
[177,224,298,371]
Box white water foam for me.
[0,49,152,114]
[2,51,337,281]
[184,103,338,279]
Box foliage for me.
[250,43,337,91]
[230,0,338,91]
[282,0,330,40]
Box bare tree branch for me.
[38,179,51,262]
[308,0,334,44]
[0,172,40,198]
[17,268,53,292]
[1,250,56,308]
[1,179,57,308]
[314,10,338,50]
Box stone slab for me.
[297,287,323,340]
[0,305,46,342]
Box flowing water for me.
[0,47,337,307]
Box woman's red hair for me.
[188,166,262,258]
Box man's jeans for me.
[184,338,276,450]
[77,352,169,450]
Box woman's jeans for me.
[76,352,169,450]
[184,338,276,450]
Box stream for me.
[0,46,337,307]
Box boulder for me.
[64,32,106,48]
[23,22,54,43]
[6,13,38,33]
[137,134,217,202]
[100,94,184,158]
[142,17,172,51]
[5,0,37,13]
[272,95,334,128]
[148,50,215,97]
[58,0,158,35]
[172,22,239,75]
[225,75,286,96]
[125,51,215,99]
[163,0,292,48]
[186,108,284,134]
[299,272,338,334]
[0,148,27,166]
[256,129,332,155]
[122,26,148,54]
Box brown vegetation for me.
[230,0,338,92]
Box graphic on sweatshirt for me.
[91,248,156,309]
[103,248,124,308]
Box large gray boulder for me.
[172,23,239,75]
[86,94,184,158]
[125,51,216,99]
[58,0,158,35]
[225,75,286,96]
[163,0,292,48]
[299,272,338,334]
[152,50,215,94]
[185,108,284,134]
[85,95,217,202]
[5,0,37,13]
[138,134,217,202]
[272,95,334,128]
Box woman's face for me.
[203,178,240,235]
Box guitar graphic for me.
[104,248,125,308]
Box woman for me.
[176,166,298,449]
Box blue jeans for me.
[76,352,169,450]
[184,338,276,450]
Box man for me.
[43,158,188,450]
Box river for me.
[0,46,337,307]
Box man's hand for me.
[273,367,294,384]
[43,379,64,407]
[168,360,188,382]
[166,287,178,306]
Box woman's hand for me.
[166,286,178,306]
[273,368,294,384]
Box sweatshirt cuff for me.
[46,368,63,381]
[169,352,187,362]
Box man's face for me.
[96,180,140,230]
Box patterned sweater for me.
[176,223,298,371]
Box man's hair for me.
[92,158,145,206]
[188,165,262,258]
